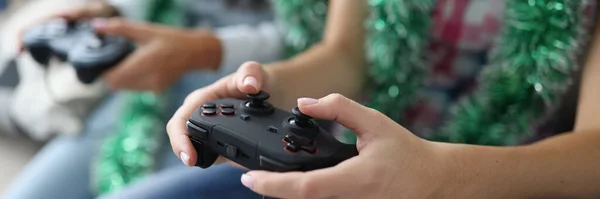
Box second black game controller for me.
[22,18,134,84]
[186,91,359,172]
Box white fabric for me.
[0,0,284,141]
[215,22,283,74]
[10,54,106,141]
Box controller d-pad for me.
[221,108,235,116]
[285,143,299,153]
[202,108,216,116]
[282,134,317,154]
[202,103,216,109]
[220,103,234,109]
[300,145,317,154]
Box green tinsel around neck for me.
[350,0,592,145]
[436,0,591,145]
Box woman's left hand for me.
[92,18,222,92]
[240,94,450,199]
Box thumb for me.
[297,94,388,137]
[232,61,269,95]
[91,18,152,42]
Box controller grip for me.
[331,144,359,164]
[190,138,219,168]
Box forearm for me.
[437,131,600,198]
[264,0,369,110]
[575,9,600,131]
[265,43,367,110]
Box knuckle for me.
[165,120,175,133]
[238,61,262,73]
[326,93,347,105]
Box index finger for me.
[246,157,369,199]
[166,75,242,166]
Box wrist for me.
[185,30,223,71]
[89,2,120,18]
[433,143,538,199]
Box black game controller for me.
[186,91,359,172]
[22,18,134,84]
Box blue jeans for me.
[3,72,259,199]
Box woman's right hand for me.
[166,61,278,167]
[18,1,119,51]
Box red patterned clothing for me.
[401,0,597,140]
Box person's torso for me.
[180,0,273,28]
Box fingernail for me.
[180,152,190,166]
[92,18,108,28]
[241,174,254,188]
[298,98,319,106]
[243,76,258,90]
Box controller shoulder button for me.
[186,121,208,140]
[259,156,301,172]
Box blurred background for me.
[0,0,66,192]
[0,0,279,196]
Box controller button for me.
[267,126,278,133]
[85,37,103,49]
[202,103,216,109]
[282,135,293,143]
[202,108,217,116]
[284,143,299,153]
[186,121,208,140]
[300,145,317,154]
[220,103,234,109]
[225,144,238,157]
[259,156,301,172]
[221,108,235,116]
[240,114,250,121]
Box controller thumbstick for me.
[246,91,270,108]
[292,107,312,127]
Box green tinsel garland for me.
[436,0,591,145]
[363,0,434,126]
[93,92,167,194]
[271,0,329,57]
[93,0,182,195]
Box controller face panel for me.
[22,19,134,84]
[187,96,358,172]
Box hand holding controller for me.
[186,91,358,172]
[22,18,134,84]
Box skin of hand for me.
[90,18,223,92]
[240,94,446,199]
[166,61,277,166]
